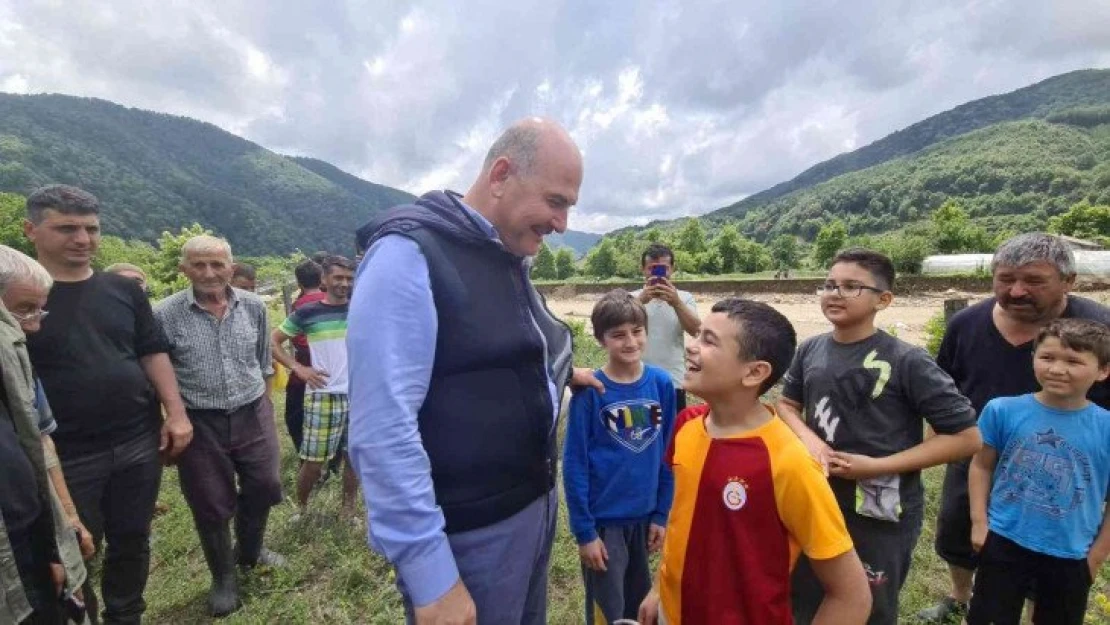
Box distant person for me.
[349,118,601,624]
[231,262,257,292]
[284,259,326,451]
[104,263,149,294]
[563,290,675,624]
[272,256,359,519]
[918,233,1110,624]
[631,244,699,411]
[24,184,192,625]
[638,298,871,624]
[154,235,283,617]
[0,245,90,625]
[966,319,1110,625]
[777,249,981,625]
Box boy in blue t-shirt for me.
[967,318,1110,625]
[563,289,676,625]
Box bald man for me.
[349,119,602,624]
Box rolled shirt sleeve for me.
[346,235,459,607]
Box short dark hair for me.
[232,263,256,281]
[310,251,331,265]
[294,260,322,289]
[321,255,356,275]
[1036,318,1110,367]
[641,243,675,268]
[26,184,100,224]
[710,297,797,394]
[591,290,648,342]
[831,248,895,292]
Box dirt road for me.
[548,290,1110,348]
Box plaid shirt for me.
[154,286,273,411]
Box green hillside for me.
[730,116,1110,241]
[0,94,413,255]
[712,68,1110,223]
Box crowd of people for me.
[1,117,1109,625]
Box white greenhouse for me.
[922,252,1110,278]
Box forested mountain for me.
[545,229,603,257]
[711,68,1110,224]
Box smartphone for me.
[649,264,667,285]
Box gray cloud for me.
[2,0,1109,233]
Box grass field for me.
[132,331,1110,624]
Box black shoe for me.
[916,596,968,623]
[197,524,241,617]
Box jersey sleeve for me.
[666,405,707,466]
[775,450,854,561]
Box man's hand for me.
[638,589,661,625]
[648,523,666,553]
[652,278,682,307]
[570,367,605,394]
[293,364,329,389]
[579,538,609,572]
[827,451,888,480]
[638,287,656,305]
[71,518,96,559]
[49,562,65,595]
[414,580,476,625]
[160,411,193,462]
[970,520,988,554]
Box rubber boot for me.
[235,507,286,569]
[196,524,241,617]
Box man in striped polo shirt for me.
[272,255,359,520]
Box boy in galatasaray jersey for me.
[639,298,870,625]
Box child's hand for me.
[638,589,661,625]
[1089,551,1105,582]
[827,451,887,480]
[800,430,833,476]
[970,521,988,553]
[648,523,666,553]
[579,538,609,572]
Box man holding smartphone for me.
[632,244,700,411]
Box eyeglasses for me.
[11,309,49,323]
[816,284,884,298]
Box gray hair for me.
[180,235,233,263]
[26,184,100,224]
[482,124,542,177]
[105,262,147,279]
[0,245,53,295]
[992,232,1076,277]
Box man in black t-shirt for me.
[918,233,1110,623]
[23,185,193,625]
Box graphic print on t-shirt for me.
[601,399,663,453]
[996,428,1092,519]
[813,348,892,444]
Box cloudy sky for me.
[2,1,1109,233]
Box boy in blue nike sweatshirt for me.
[563,289,676,625]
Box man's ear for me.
[488,157,512,199]
[22,219,35,243]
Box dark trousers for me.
[178,397,282,529]
[967,532,1092,625]
[61,428,162,625]
[582,523,652,625]
[284,382,306,452]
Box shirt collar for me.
[186,284,240,309]
[452,193,501,244]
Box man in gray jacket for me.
[0,249,88,624]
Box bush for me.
[924,312,946,357]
